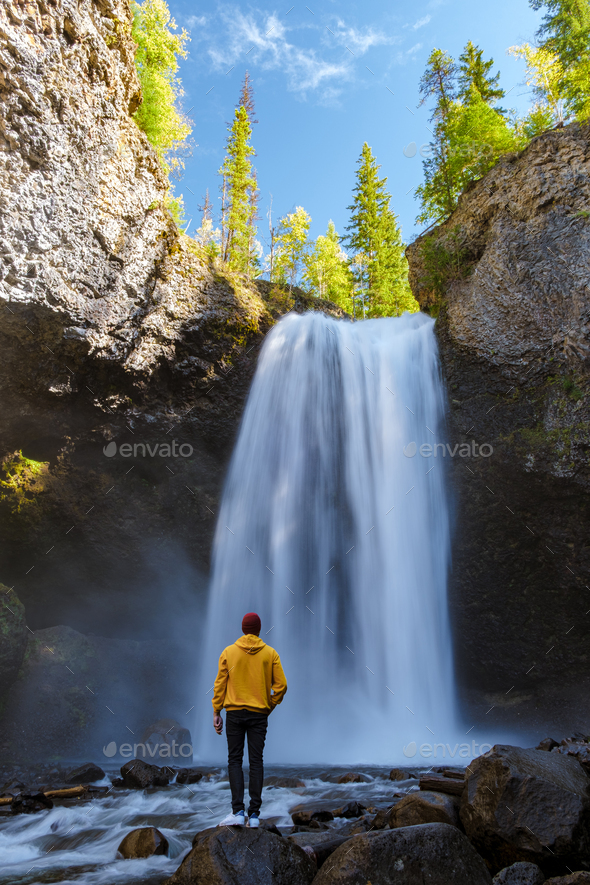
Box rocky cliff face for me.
[0,0,343,753]
[407,122,590,734]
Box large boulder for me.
[64,762,105,784]
[493,862,546,884]
[461,745,590,875]
[176,768,205,785]
[164,826,316,885]
[120,758,171,789]
[311,822,492,885]
[0,585,27,696]
[117,826,169,858]
[390,790,460,828]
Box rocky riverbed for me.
[3,739,590,884]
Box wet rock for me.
[117,826,169,859]
[336,772,369,783]
[390,790,461,828]
[140,718,192,761]
[493,862,546,884]
[370,807,392,829]
[64,762,105,784]
[264,776,305,788]
[335,815,374,836]
[259,821,283,836]
[545,875,590,884]
[1,780,27,798]
[460,745,590,874]
[288,833,351,868]
[176,768,204,785]
[552,741,590,775]
[291,806,334,825]
[311,822,492,885]
[0,585,27,697]
[537,739,559,752]
[120,758,171,789]
[165,826,316,884]
[331,801,366,819]
[11,792,54,814]
[389,768,417,781]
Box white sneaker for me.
[219,810,246,827]
[248,813,260,828]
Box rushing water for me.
[198,311,461,763]
[0,766,421,884]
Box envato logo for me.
[102,440,193,458]
[403,441,493,458]
[403,141,495,161]
[402,740,493,759]
[102,740,193,759]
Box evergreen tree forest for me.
[130,0,590,318]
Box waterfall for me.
[197,311,460,763]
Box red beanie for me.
[242,612,261,635]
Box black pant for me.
[226,709,269,815]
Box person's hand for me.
[213,712,223,735]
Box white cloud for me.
[186,14,208,29]
[412,15,431,30]
[406,43,423,55]
[329,20,399,55]
[206,9,354,102]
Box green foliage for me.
[303,221,354,311]
[131,0,191,176]
[345,144,418,317]
[166,191,186,227]
[417,45,518,224]
[507,42,567,128]
[418,225,473,311]
[458,40,506,108]
[273,207,311,289]
[530,0,590,120]
[562,376,584,400]
[0,451,49,514]
[219,79,260,277]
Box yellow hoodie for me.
[212,634,287,714]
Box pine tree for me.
[416,46,517,224]
[415,50,458,224]
[273,207,311,290]
[458,41,505,108]
[529,0,590,120]
[218,75,259,276]
[344,143,389,306]
[371,208,418,317]
[345,144,417,317]
[303,221,354,310]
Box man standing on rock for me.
[212,611,287,828]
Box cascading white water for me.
[197,311,461,763]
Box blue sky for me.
[166,0,544,257]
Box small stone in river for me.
[389,768,417,781]
[336,772,369,783]
[117,826,169,858]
